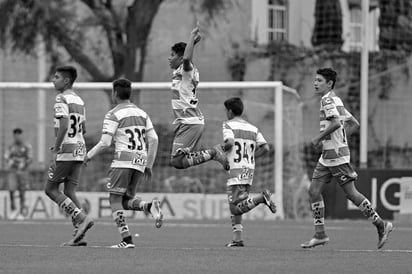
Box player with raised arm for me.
[45,65,94,246]
[221,97,277,247]
[168,24,228,170]
[301,68,393,249]
[85,78,163,249]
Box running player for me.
[168,25,228,170]
[85,78,163,248]
[4,128,33,220]
[221,97,277,247]
[300,68,393,249]
[45,65,94,246]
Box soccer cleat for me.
[61,240,87,247]
[377,221,393,249]
[300,235,330,248]
[212,144,229,170]
[110,241,135,248]
[262,189,277,214]
[225,240,244,247]
[151,198,164,228]
[66,216,94,246]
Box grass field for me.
[0,218,411,274]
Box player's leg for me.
[337,165,393,249]
[226,185,245,246]
[107,168,135,248]
[122,170,163,228]
[45,162,93,246]
[7,172,18,219]
[170,124,227,169]
[301,162,330,248]
[63,162,88,246]
[16,172,28,220]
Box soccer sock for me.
[112,210,132,241]
[9,191,16,211]
[311,200,325,236]
[57,196,85,224]
[183,150,213,167]
[123,197,145,211]
[358,199,383,226]
[235,197,257,214]
[231,215,243,242]
[19,190,26,214]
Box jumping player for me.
[168,24,228,170]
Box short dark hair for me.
[316,68,337,89]
[224,97,244,116]
[113,78,132,100]
[171,42,187,56]
[13,128,22,134]
[56,66,77,84]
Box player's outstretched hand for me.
[144,168,153,183]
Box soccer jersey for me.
[171,63,204,125]
[319,91,353,166]
[54,90,86,161]
[223,117,267,186]
[4,142,33,170]
[102,103,153,172]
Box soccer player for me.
[45,65,94,246]
[221,97,277,247]
[301,68,393,249]
[85,78,163,249]
[168,25,228,170]
[4,128,33,220]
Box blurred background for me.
[0,0,411,220]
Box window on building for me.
[268,0,287,42]
[348,7,380,52]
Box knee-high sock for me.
[182,150,213,167]
[311,200,325,235]
[9,191,16,211]
[57,195,85,224]
[358,199,383,226]
[112,210,131,240]
[123,197,151,212]
[231,215,243,242]
[235,197,257,214]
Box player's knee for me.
[63,188,74,199]
[308,187,321,201]
[44,183,57,199]
[229,204,242,216]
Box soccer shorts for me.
[171,123,204,156]
[312,162,358,186]
[7,170,29,191]
[227,184,251,205]
[47,161,83,185]
[107,168,144,198]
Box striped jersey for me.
[4,142,33,170]
[102,103,153,172]
[54,90,86,161]
[171,63,204,125]
[223,117,267,186]
[319,91,353,166]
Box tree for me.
[0,0,229,101]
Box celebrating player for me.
[4,128,33,220]
[221,97,277,247]
[45,65,94,246]
[168,24,229,170]
[85,78,163,248]
[300,68,393,249]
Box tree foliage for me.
[0,0,227,83]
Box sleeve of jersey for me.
[146,114,154,132]
[54,95,69,118]
[222,122,234,142]
[256,131,267,146]
[322,97,339,119]
[102,112,118,137]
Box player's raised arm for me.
[183,25,201,71]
